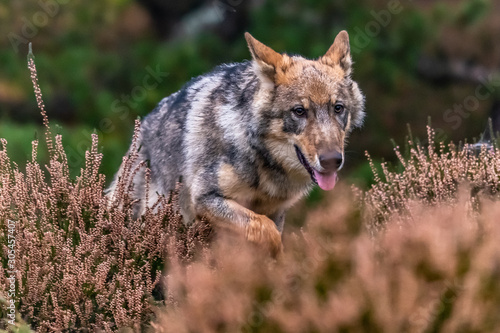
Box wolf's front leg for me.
[196,195,283,257]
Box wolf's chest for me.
[230,186,300,217]
[218,162,308,216]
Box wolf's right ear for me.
[321,30,352,75]
[245,32,283,83]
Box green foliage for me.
[458,0,490,26]
[1,0,497,181]
[3,1,500,331]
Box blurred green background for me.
[1,0,500,190]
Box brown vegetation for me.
[1,47,500,332]
[155,190,500,333]
[0,52,209,332]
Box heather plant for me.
[155,187,500,332]
[360,126,500,231]
[153,127,500,332]
[0,47,209,332]
[3,44,500,333]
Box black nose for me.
[319,151,343,171]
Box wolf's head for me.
[245,31,365,191]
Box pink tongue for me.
[313,170,338,191]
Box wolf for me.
[107,31,365,256]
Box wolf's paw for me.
[245,216,283,258]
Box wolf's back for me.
[108,60,259,216]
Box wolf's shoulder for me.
[182,60,254,92]
[142,60,255,126]
[210,60,253,76]
[149,61,254,111]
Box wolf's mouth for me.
[294,145,317,184]
[294,145,339,191]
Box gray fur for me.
[108,32,365,253]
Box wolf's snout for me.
[319,151,343,171]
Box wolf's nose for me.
[319,151,343,171]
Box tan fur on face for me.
[274,57,346,97]
[248,29,362,173]
[246,32,363,162]
[294,119,345,171]
[268,56,351,171]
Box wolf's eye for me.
[292,106,307,117]
[334,103,345,114]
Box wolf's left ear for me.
[245,32,283,82]
[321,30,352,75]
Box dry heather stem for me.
[0,47,209,332]
[361,126,500,231]
[155,189,500,332]
[2,45,500,333]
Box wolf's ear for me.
[321,30,352,75]
[245,32,283,82]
